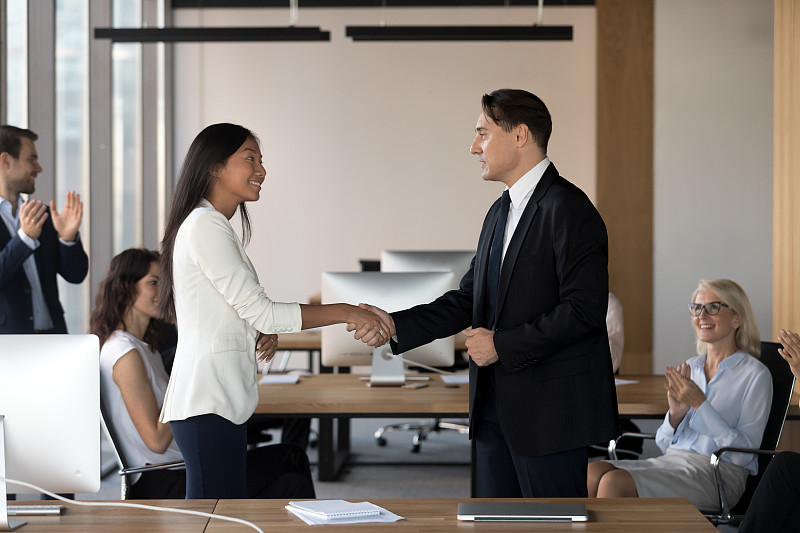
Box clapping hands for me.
[51,191,83,242]
[779,329,800,381]
[665,362,705,429]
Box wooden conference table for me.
[11,498,717,532]
[262,331,672,482]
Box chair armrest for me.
[608,432,656,460]
[120,460,185,477]
[709,447,780,521]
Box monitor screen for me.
[0,334,101,497]
[380,250,475,290]
[321,272,455,370]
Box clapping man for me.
[0,125,88,334]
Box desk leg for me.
[317,417,351,481]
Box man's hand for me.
[462,327,498,366]
[50,191,83,242]
[18,199,48,240]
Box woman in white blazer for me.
[158,123,390,498]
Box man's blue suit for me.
[0,207,88,333]
[391,163,619,496]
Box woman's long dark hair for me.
[90,248,162,349]
[158,123,255,323]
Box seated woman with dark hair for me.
[92,248,314,499]
[588,279,772,511]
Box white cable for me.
[0,476,264,533]
[537,0,544,26]
[387,352,457,375]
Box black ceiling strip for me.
[345,25,572,41]
[172,0,594,8]
[93,27,331,42]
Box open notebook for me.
[457,502,588,522]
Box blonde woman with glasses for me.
[588,279,772,512]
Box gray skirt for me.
[605,448,748,511]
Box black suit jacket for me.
[392,163,619,456]
[0,207,89,333]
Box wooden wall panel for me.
[774,0,800,340]
[596,0,654,374]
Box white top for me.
[655,351,772,475]
[99,330,183,482]
[607,293,624,373]
[160,200,303,425]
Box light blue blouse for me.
[655,351,772,475]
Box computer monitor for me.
[321,272,455,386]
[380,250,475,290]
[0,334,100,529]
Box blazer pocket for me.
[535,354,590,381]
[211,335,247,354]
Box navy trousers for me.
[171,413,248,499]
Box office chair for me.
[374,352,470,453]
[100,399,184,500]
[606,341,795,526]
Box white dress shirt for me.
[655,351,772,475]
[499,157,550,266]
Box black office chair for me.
[703,341,795,526]
[99,397,185,500]
[606,341,795,526]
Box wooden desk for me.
[7,500,215,533]
[8,498,717,532]
[615,375,669,418]
[206,498,717,532]
[256,373,468,482]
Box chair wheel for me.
[411,444,420,453]
[377,437,387,446]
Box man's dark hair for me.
[481,89,552,153]
[0,125,38,159]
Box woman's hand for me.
[346,304,392,347]
[779,329,800,381]
[665,362,705,428]
[256,332,279,362]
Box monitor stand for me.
[368,346,406,387]
[0,416,26,531]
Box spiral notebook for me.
[286,500,380,520]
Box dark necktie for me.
[485,190,510,328]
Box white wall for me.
[172,6,596,303]
[653,0,773,371]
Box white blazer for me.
[160,200,302,425]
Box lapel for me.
[473,195,501,325]
[494,163,559,320]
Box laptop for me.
[457,502,588,522]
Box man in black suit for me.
[358,89,619,497]
[0,125,88,334]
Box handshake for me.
[347,303,395,347]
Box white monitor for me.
[0,334,100,529]
[321,272,455,386]
[380,250,475,290]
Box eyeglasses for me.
[688,302,729,316]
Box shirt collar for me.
[506,156,550,209]
[694,350,748,371]
[0,195,22,218]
